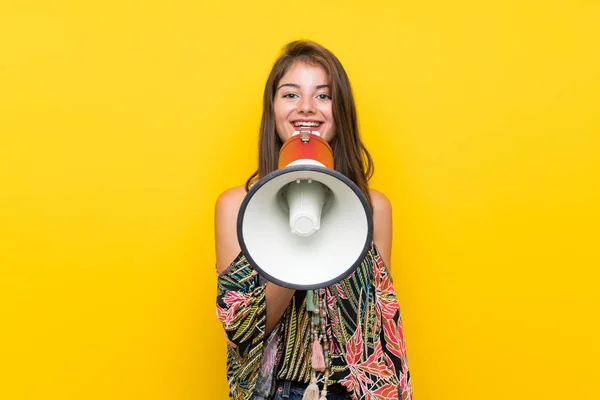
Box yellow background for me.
[1,1,599,399]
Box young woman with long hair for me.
[215,40,412,400]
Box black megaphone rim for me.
[236,164,374,290]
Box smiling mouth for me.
[291,121,323,128]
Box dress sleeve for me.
[216,255,268,358]
[371,244,413,399]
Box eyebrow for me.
[276,83,330,91]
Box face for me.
[273,61,336,143]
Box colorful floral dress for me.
[216,242,412,400]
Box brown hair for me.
[246,40,374,207]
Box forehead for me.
[278,61,329,87]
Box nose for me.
[297,96,316,114]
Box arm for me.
[215,186,295,337]
[371,190,413,396]
[370,189,393,271]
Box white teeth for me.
[293,130,320,136]
[293,121,321,127]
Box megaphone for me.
[237,130,373,289]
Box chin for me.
[321,133,334,143]
[279,133,293,142]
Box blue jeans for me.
[271,380,351,400]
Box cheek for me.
[322,109,334,132]
[320,104,333,120]
[323,106,336,137]
[274,103,290,123]
[273,103,282,120]
[273,104,289,138]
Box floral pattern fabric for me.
[216,242,412,400]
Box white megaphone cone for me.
[237,130,373,289]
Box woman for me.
[215,40,412,400]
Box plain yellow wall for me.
[1,1,599,399]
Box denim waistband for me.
[275,379,347,395]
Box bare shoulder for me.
[369,188,393,268]
[214,184,248,273]
[215,184,247,213]
[369,189,392,213]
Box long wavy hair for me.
[246,40,374,207]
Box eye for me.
[282,92,299,99]
[316,93,331,100]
